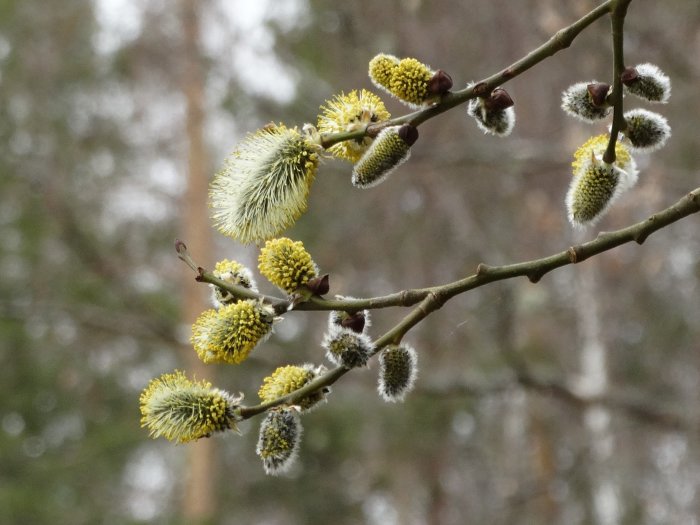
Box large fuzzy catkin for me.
[388,58,434,108]
[209,124,319,244]
[191,300,275,364]
[565,135,638,228]
[368,53,400,92]
[351,125,418,188]
[139,370,242,443]
[368,54,436,108]
[566,160,623,227]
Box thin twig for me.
[191,187,700,317]
[234,188,700,419]
[604,0,634,163]
[321,0,614,149]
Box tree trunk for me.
[180,1,217,522]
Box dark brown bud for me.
[427,69,453,96]
[587,83,611,107]
[483,88,514,111]
[471,81,489,97]
[306,274,330,296]
[175,239,187,254]
[620,67,639,85]
[397,124,419,146]
[340,312,366,334]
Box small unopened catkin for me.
[352,124,418,188]
[377,344,418,403]
[622,108,671,152]
[561,82,611,123]
[256,407,303,476]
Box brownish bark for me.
[180,1,216,522]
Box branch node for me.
[527,272,542,284]
[476,263,491,276]
[472,82,489,97]
[567,246,580,263]
[688,190,700,208]
[500,68,515,81]
[553,27,574,49]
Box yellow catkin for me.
[388,58,433,107]
[352,126,411,188]
[139,370,240,443]
[368,53,399,90]
[571,134,632,175]
[258,237,318,294]
[258,364,328,411]
[317,90,391,162]
[210,124,319,244]
[191,300,273,364]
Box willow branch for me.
[186,187,700,319]
[604,0,633,163]
[321,0,614,149]
[235,188,700,419]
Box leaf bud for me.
[328,301,371,335]
[427,69,453,96]
[305,274,330,296]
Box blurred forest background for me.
[1,0,699,523]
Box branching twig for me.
[190,187,700,316]
[604,0,634,163]
[231,187,700,419]
[174,0,699,427]
[321,0,614,149]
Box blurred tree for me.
[179,0,217,522]
[0,0,180,522]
